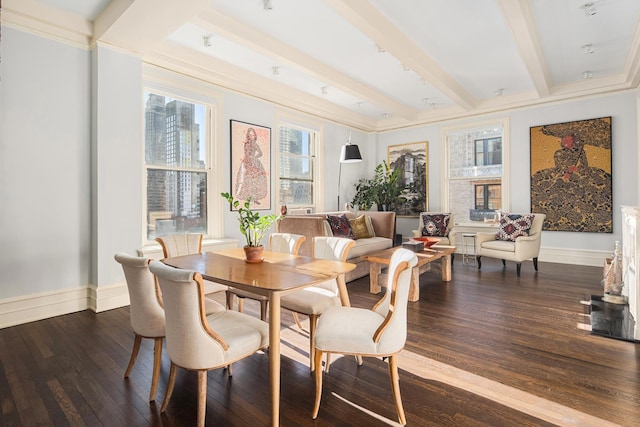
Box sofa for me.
[276,210,396,282]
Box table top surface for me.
[162,248,355,296]
[364,245,456,267]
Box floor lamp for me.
[338,134,362,210]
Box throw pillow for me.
[364,215,376,237]
[496,213,535,241]
[327,214,355,239]
[421,213,450,237]
[349,215,373,239]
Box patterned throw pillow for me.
[421,213,450,237]
[496,213,535,241]
[349,215,372,239]
[327,214,355,239]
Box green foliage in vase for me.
[221,192,282,247]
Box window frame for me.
[142,67,224,245]
[275,113,324,211]
[441,118,510,224]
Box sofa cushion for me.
[349,215,373,239]
[348,237,393,259]
[421,213,450,237]
[326,214,355,239]
[496,213,534,241]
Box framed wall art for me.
[230,120,271,210]
[530,116,612,233]
[388,141,428,217]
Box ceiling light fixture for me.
[583,2,597,16]
[494,88,504,97]
[272,66,279,75]
[582,44,595,54]
[403,65,410,72]
[382,113,390,119]
[263,0,273,11]
[203,35,212,47]
[583,71,593,79]
[376,44,386,53]
[355,101,363,109]
[321,86,327,95]
[422,98,430,105]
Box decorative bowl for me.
[411,237,441,248]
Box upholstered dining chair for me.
[280,236,356,371]
[227,233,306,320]
[312,248,417,425]
[149,260,269,427]
[155,233,229,301]
[114,252,225,402]
[475,213,546,276]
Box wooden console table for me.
[364,245,456,302]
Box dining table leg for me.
[269,292,281,427]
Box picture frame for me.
[230,120,271,210]
[387,141,429,217]
[530,116,612,233]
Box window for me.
[475,137,502,166]
[144,91,211,240]
[443,119,509,223]
[277,123,319,208]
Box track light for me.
[583,71,593,79]
[263,0,273,11]
[203,35,212,47]
[582,44,595,54]
[583,3,597,16]
[272,66,280,75]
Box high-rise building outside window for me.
[144,92,210,240]
[278,123,318,208]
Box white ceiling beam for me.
[497,0,550,97]
[623,15,640,88]
[324,0,476,111]
[146,41,380,131]
[193,9,417,121]
[93,0,210,54]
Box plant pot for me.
[244,245,265,263]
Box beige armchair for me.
[411,212,455,245]
[280,236,355,370]
[149,260,269,427]
[227,233,306,320]
[475,213,545,276]
[312,248,418,425]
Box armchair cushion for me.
[496,213,535,241]
[421,213,451,237]
[326,214,355,239]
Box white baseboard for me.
[0,282,130,329]
[539,247,607,267]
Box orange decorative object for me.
[411,237,441,248]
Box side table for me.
[461,233,477,266]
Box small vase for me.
[244,245,265,263]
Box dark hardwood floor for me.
[0,258,638,426]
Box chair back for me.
[312,236,355,262]
[114,252,165,338]
[529,213,546,237]
[156,234,203,258]
[269,233,306,255]
[372,248,418,354]
[149,261,228,370]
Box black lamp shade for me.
[340,144,362,163]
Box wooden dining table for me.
[162,247,355,426]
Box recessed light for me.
[583,3,597,16]
[272,66,280,75]
[583,71,593,79]
[582,44,595,54]
[203,35,212,47]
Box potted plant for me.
[350,161,404,212]
[221,192,282,263]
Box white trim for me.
[89,283,131,313]
[539,247,609,267]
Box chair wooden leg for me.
[309,314,318,371]
[197,371,207,427]
[149,338,163,402]
[517,262,522,276]
[292,312,304,330]
[533,257,539,271]
[161,362,178,413]
[324,353,331,373]
[260,300,268,321]
[312,349,324,419]
[124,334,142,378]
[388,355,406,425]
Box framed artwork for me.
[388,141,428,217]
[230,120,271,210]
[530,116,612,233]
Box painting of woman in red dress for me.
[231,121,270,209]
